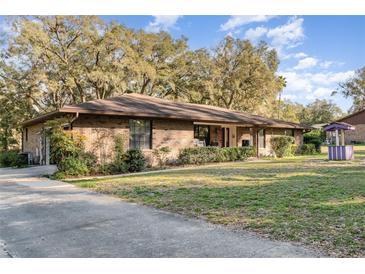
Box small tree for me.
[111,134,128,173]
[270,136,295,158]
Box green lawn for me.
[72,147,365,257]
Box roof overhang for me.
[21,95,310,130]
[22,109,311,129]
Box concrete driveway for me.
[0,166,322,258]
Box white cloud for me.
[280,51,308,60]
[280,70,355,102]
[281,71,313,94]
[319,61,333,69]
[266,17,305,49]
[294,52,307,59]
[309,87,334,99]
[244,26,268,42]
[238,17,305,58]
[319,60,344,69]
[294,57,318,70]
[145,16,182,33]
[220,15,275,31]
[310,70,355,86]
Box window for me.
[194,125,210,145]
[258,129,265,148]
[129,120,152,149]
[284,129,294,137]
[25,128,28,142]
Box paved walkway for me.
[0,166,322,258]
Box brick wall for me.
[151,119,194,162]
[338,110,365,143]
[72,115,194,165]
[72,115,130,164]
[23,114,305,165]
[344,124,365,143]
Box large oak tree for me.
[0,16,286,150]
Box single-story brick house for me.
[22,93,309,165]
[336,108,365,144]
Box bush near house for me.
[297,143,317,155]
[152,146,171,167]
[125,149,146,172]
[0,150,19,167]
[0,150,28,168]
[47,120,90,178]
[270,136,295,158]
[178,146,256,165]
[58,157,89,176]
[303,130,324,153]
[109,134,129,174]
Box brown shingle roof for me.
[22,93,308,129]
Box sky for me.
[1,15,364,112]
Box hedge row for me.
[178,146,256,165]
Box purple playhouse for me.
[323,122,356,160]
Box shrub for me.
[45,119,97,177]
[110,161,129,174]
[270,136,295,158]
[178,146,255,165]
[97,164,113,175]
[14,153,29,168]
[0,151,19,167]
[46,119,85,164]
[58,157,89,176]
[297,144,317,155]
[290,144,298,155]
[51,171,67,180]
[80,151,98,169]
[304,129,326,142]
[303,130,323,153]
[114,134,126,159]
[152,146,171,167]
[125,149,146,172]
[109,134,129,174]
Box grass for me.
[72,146,365,257]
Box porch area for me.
[193,123,264,151]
